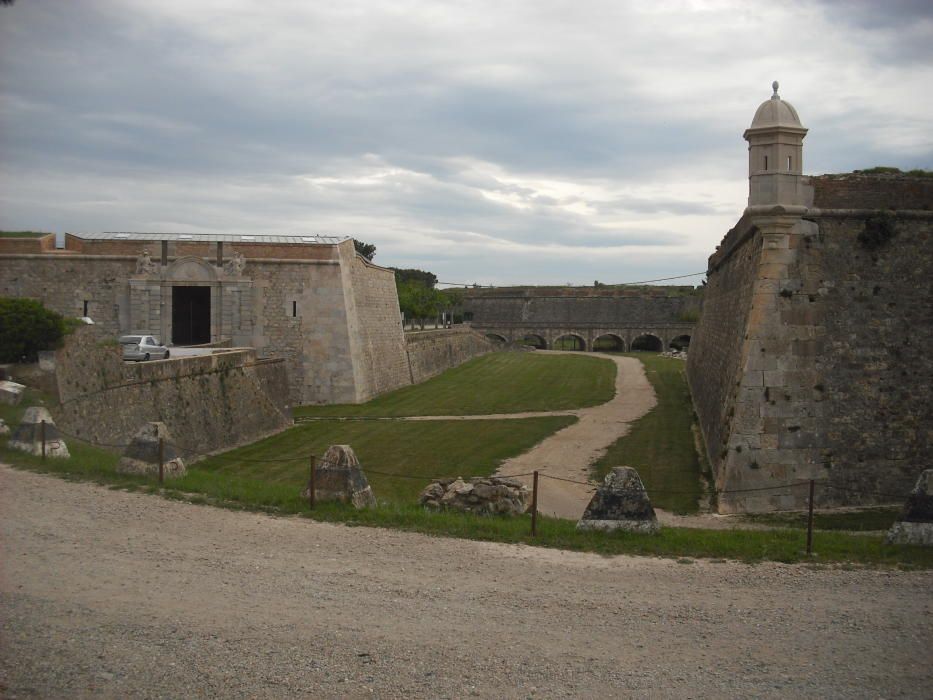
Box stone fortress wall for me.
[50,325,291,457]
[1,232,495,415]
[462,286,699,350]
[405,327,495,384]
[688,165,933,508]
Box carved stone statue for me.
[224,251,246,276]
[135,249,158,275]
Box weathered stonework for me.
[117,422,186,479]
[462,286,698,351]
[0,234,412,407]
[9,406,69,459]
[419,476,529,515]
[688,87,932,512]
[577,467,660,533]
[885,469,933,546]
[52,325,291,457]
[303,444,376,509]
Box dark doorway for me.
[172,286,211,345]
[631,334,663,352]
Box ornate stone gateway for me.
[129,253,253,346]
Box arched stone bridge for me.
[472,323,695,352]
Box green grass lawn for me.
[294,352,616,417]
[193,416,576,503]
[742,507,902,532]
[593,353,704,515]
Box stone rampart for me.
[811,173,933,211]
[343,251,411,401]
[52,326,291,457]
[405,327,495,384]
[688,180,933,512]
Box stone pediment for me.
[165,256,218,283]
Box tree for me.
[353,239,376,261]
[0,297,66,362]
[391,268,437,288]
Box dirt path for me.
[1,466,931,699]
[495,353,656,519]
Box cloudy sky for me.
[1,1,931,286]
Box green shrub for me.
[0,297,66,362]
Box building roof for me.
[747,81,806,132]
[72,232,348,245]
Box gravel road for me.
[1,466,931,699]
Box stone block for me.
[0,380,26,406]
[420,476,528,515]
[117,422,186,480]
[9,406,69,458]
[577,467,660,534]
[885,469,933,546]
[303,444,376,509]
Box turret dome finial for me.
[772,80,780,99]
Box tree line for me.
[354,239,462,329]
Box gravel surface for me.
[1,466,931,699]
[498,353,656,520]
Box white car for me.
[120,335,170,361]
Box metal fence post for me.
[158,437,165,485]
[531,471,539,537]
[40,420,46,461]
[806,479,815,555]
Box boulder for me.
[9,406,70,458]
[302,444,375,509]
[577,466,659,534]
[0,418,9,436]
[0,380,26,406]
[885,469,933,546]
[420,476,529,515]
[117,422,186,479]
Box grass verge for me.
[194,416,576,503]
[2,436,931,569]
[294,352,616,417]
[742,507,902,532]
[593,354,703,514]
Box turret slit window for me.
[83,300,89,316]
[787,155,792,171]
[763,155,769,171]
[291,301,297,318]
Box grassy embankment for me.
[2,355,929,568]
[593,353,706,514]
[294,352,616,417]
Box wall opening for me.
[764,155,769,171]
[291,301,298,318]
[172,286,211,345]
[631,334,662,352]
[593,334,625,352]
[485,333,508,345]
[521,334,547,349]
[553,334,586,351]
[83,300,89,316]
[669,334,691,351]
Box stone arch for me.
[669,334,691,351]
[520,334,547,349]
[592,333,625,352]
[552,333,587,351]
[164,256,218,282]
[631,333,663,352]
[485,333,508,345]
